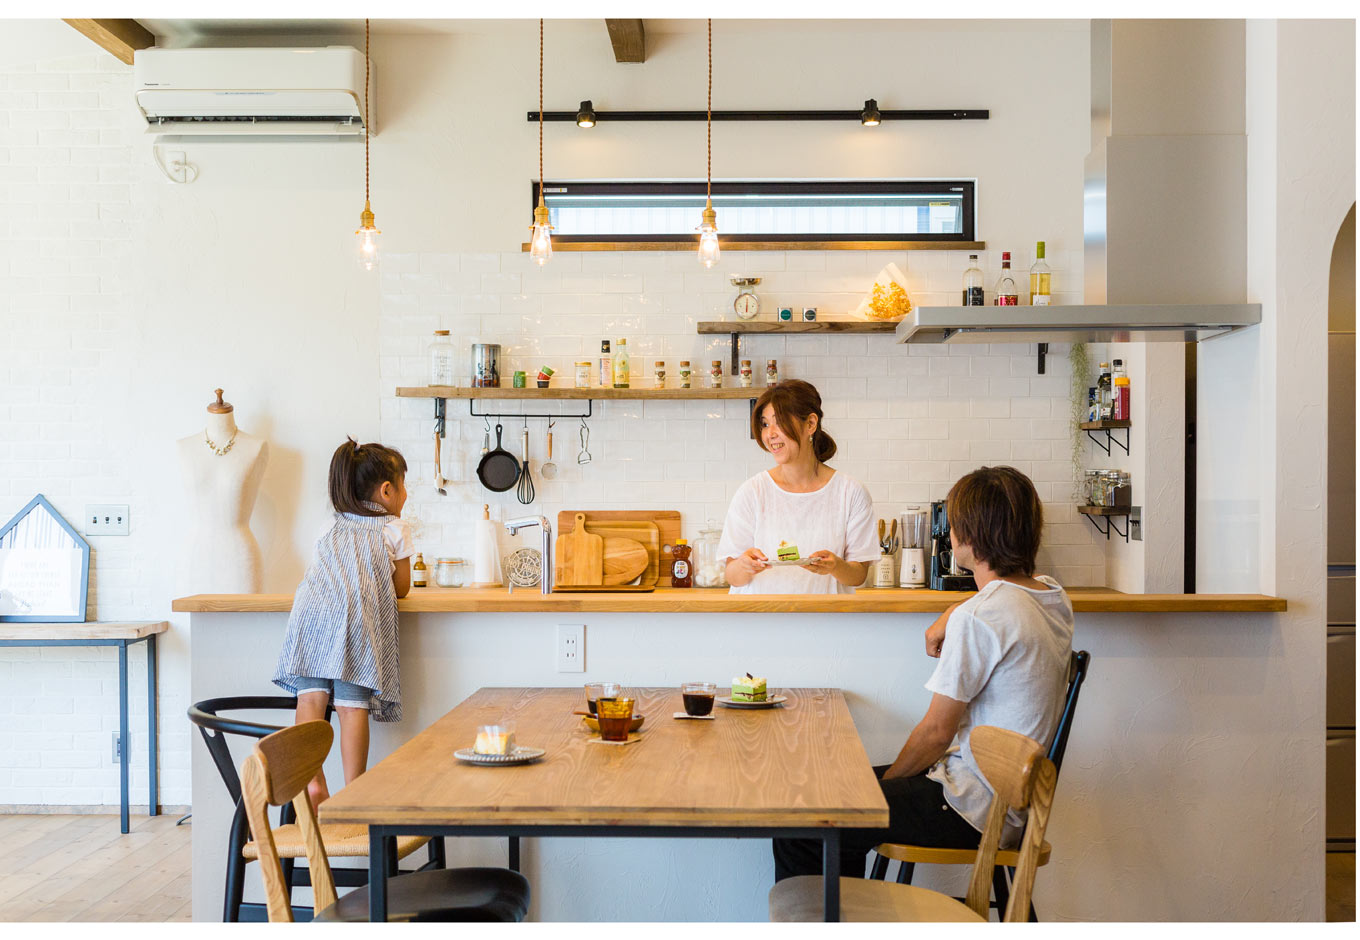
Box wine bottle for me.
[1029,241,1051,305]
[994,251,1018,305]
[962,254,984,306]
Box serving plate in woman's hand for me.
[767,557,814,567]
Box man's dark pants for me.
[773,766,981,881]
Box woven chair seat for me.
[243,823,429,860]
[770,876,988,923]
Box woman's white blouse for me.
[716,470,881,594]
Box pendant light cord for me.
[706,18,712,206]
[538,18,544,207]
[364,18,370,206]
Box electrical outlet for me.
[85,504,129,536]
[111,733,121,761]
[1130,506,1143,541]
[556,624,585,673]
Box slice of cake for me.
[777,541,800,562]
[731,673,768,703]
[474,728,516,755]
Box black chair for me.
[868,650,1092,921]
[188,695,447,922]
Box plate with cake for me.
[454,724,546,766]
[767,540,813,567]
[718,673,787,708]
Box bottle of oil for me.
[1029,241,1052,305]
[962,254,984,305]
[612,338,630,388]
[411,552,428,588]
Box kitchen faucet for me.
[504,515,552,594]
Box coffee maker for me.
[929,499,977,592]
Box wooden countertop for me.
[172,586,1286,614]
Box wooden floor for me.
[0,814,191,922]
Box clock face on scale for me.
[730,276,762,320]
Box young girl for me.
[273,438,412,807]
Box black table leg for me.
[368,828,390,921]
[117,640,130,834]
[509,836,520,872]
[147,635,158,817]
[822,829,841,922]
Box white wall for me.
[0,18,1095,810]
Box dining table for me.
[319,685,889,921]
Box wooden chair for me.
[189,696,445,921]
[769,725,1057,922]
[241,720,530,922]
[868,649,1091,920]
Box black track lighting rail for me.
[527,108,989,123]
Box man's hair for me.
[945,465,1043,577]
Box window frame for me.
[529,179,977,245]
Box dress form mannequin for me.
[176,389,270,594]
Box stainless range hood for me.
[894,303,1261,345]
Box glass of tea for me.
[681,681,717,717]
[595,696,635,742]
[585,681,621,715]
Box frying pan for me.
[476,423,520,492]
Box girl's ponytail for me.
[329,437,407,516]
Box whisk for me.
[516,420,535,504]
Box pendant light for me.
[696,18,719,268]
[528,18,553,266]
[355,18,380,270]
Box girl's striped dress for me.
[273,507,402,722]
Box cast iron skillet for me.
[477,423,521,492]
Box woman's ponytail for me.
[811,427,837,462]
[328,437,407,515]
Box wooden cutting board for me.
[557,510,681,575]
[558,536,649,586]
[555,512,603,586]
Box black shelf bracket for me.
[1081,512,1130,542]
[464,397,593,422]
[434,397,446,438]
[730,331,741,378]
[1037,342,1048,374]
[1085,426,1130,456]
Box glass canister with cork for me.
[693,520,729,588]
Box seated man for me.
[773,465,1074,881]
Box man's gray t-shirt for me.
[925,575,1074,843]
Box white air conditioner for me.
[133,47,371,136]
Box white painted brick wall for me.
[377,250,1104,589]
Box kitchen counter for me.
[172,585,1286,614]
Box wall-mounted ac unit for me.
[133,47,371,136]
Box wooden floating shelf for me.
[397,386,759,400]
[697,320,898,334]
[521,240,985,253]
[1077,505,1131,516]
[1079,419,1132,430]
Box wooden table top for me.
[173,586,1287,614]
[321,686,889,830]
[0,621,168,641]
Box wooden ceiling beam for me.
[63,18,155,66]
[605,19,645,63]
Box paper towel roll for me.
[473,504,502,587]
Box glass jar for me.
[434,557,466,588]
[708,360,723,388]
[679,361,692,388]
[739,359,753,388]
[693,520,729,588]
[766,359,779,386]
[429,330,457,386]
[654,360,666,388]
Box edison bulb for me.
[529,222,553,266]
[356,227,380,271]
[697,224,720,268]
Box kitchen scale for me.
[730,276,762,320]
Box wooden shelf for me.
[521,240,985,253]
[1077,505,1130,516]
[397,386,759,400]
[1079,419,1132,430]
[697,320,898,334]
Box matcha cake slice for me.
[776,541,800,562]
[731,673,768,702]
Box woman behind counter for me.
[718,380,881,594]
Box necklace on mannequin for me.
[204,429,238,457]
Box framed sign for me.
[0,494,90,623]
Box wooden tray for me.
[557,511,681,574]
[556,519,660,588]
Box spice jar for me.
[670,539,693,588]
[575,360,592,388]
[693,520,728,588]
[708,360,723,388]
[766,359,779,386]
[654,360,666,389]
[434,557,466,588]
[739,359,753,388]
[679,361,692,388]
